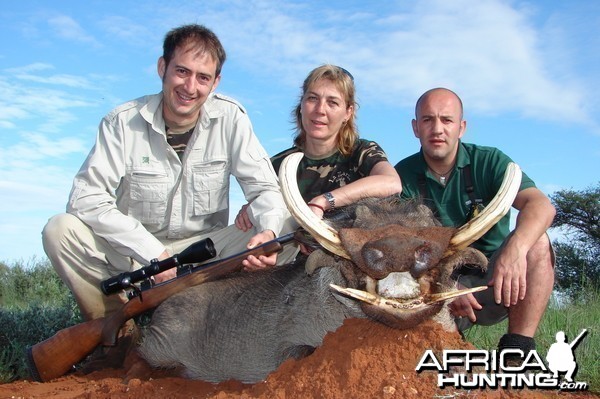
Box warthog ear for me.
[305,249,339,275]
[354,205,374,227]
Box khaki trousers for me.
[42,213,298,320]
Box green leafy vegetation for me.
[0,258,81,382]
[550,182,600,298]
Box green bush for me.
[0,303,81,382]
[0,257,71,309]
[0,258,81,383]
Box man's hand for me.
[490,242,528,307]
[152,250,177,283]
[448,283,482,323]
[242,230,277,271]
[298,243,313,256]
[235,203,254,232]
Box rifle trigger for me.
[129,283,143,302]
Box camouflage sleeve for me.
[356,140,389,176]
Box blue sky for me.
[1,0,599,263]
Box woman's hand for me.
[235,203,254,232]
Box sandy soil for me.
[1,318,597,399]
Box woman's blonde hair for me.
[292,65,358,156]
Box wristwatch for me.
[323,192,335,211]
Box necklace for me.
[429,164,454,186]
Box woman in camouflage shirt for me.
[236,64,401,230]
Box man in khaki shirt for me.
[42,24,293,322]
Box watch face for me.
[324,192,335,209]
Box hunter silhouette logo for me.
[416,328,590,391]
[546,329,587,383]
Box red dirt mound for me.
[1,318,597,398]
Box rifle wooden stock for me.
[26,317,106,382]
[26,234,293,382]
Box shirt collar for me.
[139,93,167,135]
[418,140,470,178]
[455,140,471,169]
[197,93,217,130]
[141,92,216,134]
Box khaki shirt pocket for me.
[128,169,169,225]
[192,159,229,215]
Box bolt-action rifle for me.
[26,232,295,382]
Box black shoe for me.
[498,333,536,368]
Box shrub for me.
[0,301,81,382]
[0,257,70,309]
[0,258,82,382]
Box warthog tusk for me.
[280,152,521,261]
[446,162,522,255]
[279,152,350,259]
[426,286,488,303]
[329,284,487,309]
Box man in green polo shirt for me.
[395,87,556,355]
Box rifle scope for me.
[100,237,216,296]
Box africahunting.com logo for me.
[416,329,589,391]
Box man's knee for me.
[527,234,555,282]
[42,213,81,254]
[42,213,106,273]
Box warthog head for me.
[280,153,521,330]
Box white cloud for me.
[166,0,591,126]
[8,63,54,73]
[47,14,100,46]
[0,134,84,261]
[14,73,95,89]
[0,69,100,133]
[0,63,101,261]
[98,16,154,47]
[18,133,88,159]
[0,131,87,201]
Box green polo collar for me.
[420,140,470,184]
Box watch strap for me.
[323,192,335,211]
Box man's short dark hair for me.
[162,24,227,76]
